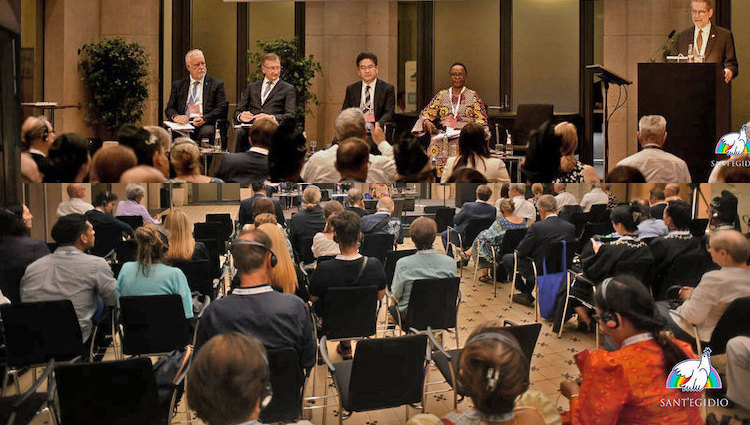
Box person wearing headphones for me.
[195,229,316,372]
[116,224,193,319]
[20,115,55,178]
[559,275,703,425]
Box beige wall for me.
[305,1,398,146]
[193,0,238,106]
[44,0,160,136]
[731,0,749,131]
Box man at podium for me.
[673,0,738,83]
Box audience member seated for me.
[615,115,691,183]
[726,336,750,410]
[500,183,535,223]
[21,214,117,346]
[85,191,135,239]
[709,190,741,231]
[89,145,138,183]
[335,137,370,182]
[268,119,307,183]
[530,183,544,209]
[196,229,316,370]
[117,123,170,179]
[256,223,304,298]
[393,133,435,183]
[288,186,326,262]
[553,122,600,183]
[440,185,496,256]
[44,133,91,183]
[520,121,563,182]
[20,150,41,183]
[239,183,285,229]
[21,115,55,179]
[709,153,750,183]
[579,183,609,213]
[662,229,750,346]
[606,165,646,183]
[503,195,574,307]
[164,209,210,264]
[253,213,277,228]
[603,183,617,209]
[649,200,708,285]
[649,187,667,219]
[216,117,278,184]
[553,183,578,208]
[56,183,94,217]
[119,165,168,183]
[116,183,161,225]
[559,275,702,425]
[632,199,668,239]
[312,201,344,260]
[664,183,681,202]
[309,211,386,359]
[441,322,549,425]
[144,125,172,154]
[446,167,488,183]
[390,217,456,321]
[116,224,193,319]
[361,195,402,244]
[0,207,49,302]
[187,332,313,425]
[463,199,528,282]
[302,108,396,183]
[252,198,278,223]
[441,123,510,183]
[345,187,369,217]
[7,202,34,232]
[169,138,224,183]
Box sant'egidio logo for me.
[716,124,749,155]
[666,347,722,391]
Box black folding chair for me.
[448,217,495,277]
[260,347,308,424]
[578,222,614,248]
[384,249,418,290]
[194,222,225,246]
[118,295,191,357]
[205,213,234,242]
[196,238,222,278]
[296,236,316,266]
[433,207,456,233]
[0,265,26,305]
[588,204,610,223]
[391,277,461,348]
[570,212,589,239]
[117,215,144,230]
[0,300,83,395]
[402,198,416,212]
[559,205,583,222]
[482,228,528,297]
[0,359,56,425]
[361,233,395,263]
[320,286,379,341]
[91,223,127,258]
[363,199,378,212]
[173,259,216,299]
[115,239,137,264]
[656,252,713,300]
[690,218,709,238]
[319,334,428,425]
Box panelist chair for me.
[511,104,553,148]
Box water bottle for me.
[505,131,513,156]
[687,44,694,62]
[214,127,221,151]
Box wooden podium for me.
[638,63,729,182]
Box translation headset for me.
[597,277,620,329]
[458,331,530,397]
[231,238,278,267]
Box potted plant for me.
[79,37,150,138]
[248,38,322,126]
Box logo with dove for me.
[666,347,722,392]
[716,124,750,155]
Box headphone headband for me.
[461,331,529,395]
[597,277,619,329]
[231,238,277,267]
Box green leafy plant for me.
[248,38,322,122]
[79,37,149,137]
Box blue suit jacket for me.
[453,201,497,235]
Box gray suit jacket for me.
[673,25,738,78]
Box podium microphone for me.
[650,30,676,62]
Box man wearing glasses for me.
[234,53,297,152]
[673,0,738,83]
[341,52,396,140]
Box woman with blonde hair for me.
[164,209,210,264]
[553,122,600,183]
[169,137,224,183]
[256,223,304,298]
[116,224,194,319]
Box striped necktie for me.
[363,84,372,115]
[262,81,273,105]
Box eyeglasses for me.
[263,65,282,71]
[691,10,709,16]
[359,65,376,71]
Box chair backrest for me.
[498,228,528,256]
[392,199,405,220]
[542,240,578,273]
[502,321,542,372]
[320,190,331,202]
[588,204,610,222]
[347,334,427,412]
[194,221,225,243]
[709,297,750,355]
[259,347,306,424]
[56,357,162,425]
[205,213,234,242]
[384,249,418,289]
[0,265,27,304]
[173,259,215,299]
[321,286,378,340]
[91,223,127,257]
[462,218,496,249]
[422,206,441,214]
[559,205,583,222]
[119,294,191,356]
[402,198,416,212]
[0,300,83,367]
[690,218,709,238]
[115,239,137,263]
[434,207,456,233]
[658,252,712,299]
[297,235,316,265]
[571,212,590,239]
[406,277,461,331]
[118,215,144,230]
[361,233,394,263]
[363,199,378,212]
[196,238,222,278]
[512,104,553,146]
[579,222,614,244]
[614,258,654,289]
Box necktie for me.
[186,81,199,114]
[696,30,704,56]
[363,85,372,115]
[262,81,273,104]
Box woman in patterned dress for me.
[411,63,490,179]
[552,122,600,183]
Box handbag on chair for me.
[537,241,567,321]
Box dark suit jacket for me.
[85,209,135,237]
[29,152,51,177]
[674,25,738,78]
[0,236,50,304]
[216,150,269,184]
[341,80,396,127]
[453,201,497,235]
[516,216,576,264]
[650,203,667,220]
[164,76,229,125]
[235,79,297,124]
[238,193,285,228]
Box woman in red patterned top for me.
[559,275,703,425]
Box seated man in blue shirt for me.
[390,217,457,322]
[195,229,316,372]
[633,198,668,239]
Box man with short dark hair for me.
[441,185,496,254]
[195,229,315,371]
[335,137,370,182]
[217,117,278,184]
[238,182,285,228]
[21,214,117,346]
[341,52,396,129]
[85,191,135,240]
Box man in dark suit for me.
[235,53,297,153]
[441,185,497,255]
[238,182,286,229]
[649,187,667,220]
[85,191,135,256]
[503,195,575,307]
[673,0,738,83]
[341,52,396,131]
[165,49,229,146]
[216,117,278,184]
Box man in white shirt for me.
[56,183,94,217]
[499,183,536,223]
[579,183,609,213]
[615,115,692,183]
[553,183,578,208]
[301,108,396,183]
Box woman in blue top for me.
[461,199,528,282]
[116,224,194,319]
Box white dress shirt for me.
[579,187,609,212]
[509,195,537,223]
[360,79,377,112]
[56,197,95,217]
[187,76,205,115]
[261,77,278,105]
[554,191,578,208]
[440,155,510,183]
[694,22,711,57]
[301,141,396,183]
[615,146,692,183]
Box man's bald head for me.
[376,196,394,214]
[709,230,750,265]
[119,165,167,183]
[665,183,680,197]
[67,183,85,199]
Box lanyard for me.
[232,285,274,296]
[449,87,465,118]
